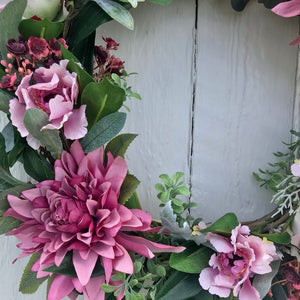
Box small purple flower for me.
[6,39,28,56]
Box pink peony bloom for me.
[272,0,300,45]
[9,60,87,149]
[199,225,278,299]
[4,141,184,299]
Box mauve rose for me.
[9,60,87,149]
[199,225,278,300]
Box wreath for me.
[0,0,299,300]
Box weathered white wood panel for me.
[98,1,195,217]
[192,0,298,221]
[0,0,299,299]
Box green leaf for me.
[19,253,47,294]
[61,45,80,62]
[8,132,25,167]
[0,89,13,113]
[101,284,117,293]
[82,77,126,128]
[156,271,202,300]
[125,192,142,209]
[67,1,111,47]
[23,147,54,182]
[148,0,172,4]
[105,133,137,158]
[67,60,93,95]
[0,183,34,216]
[0,216,22,234]
[0,0,27,58]
[254,232,291,245]
[158,190,170,203]
[93,0,134,30]
[200,213,239,235]
[155,183,165,192]
[18,18,63,41]
[0,133,9,172]
[81,112,126,153]
[0,169,23,191]
[169,244,213,274]
[119,173,140,205]
[23,108,63,158]
[70,31,96,75]
[174,186,190,196]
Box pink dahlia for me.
[9,60,87,149]
[4,141,184,299]
[199,225,278,299]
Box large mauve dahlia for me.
[4,141,184,299]
[199,224,278,300]
[9,60,87,149]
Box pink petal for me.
[6,195,33,218]
[63,105,88,140]
[83,276,106,300]
[113,243,133,274]
[9,98,28,137]
[207,233,234,253]
[101,257,113,282]
[239,279,260,300]
[73,250,98,286]
[47,275,75,300]
[272,0,300,17]
[48,95,73,121]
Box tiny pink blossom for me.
[9,60,87,149]
[28,36,49,60]
[4,141,184,299]
[199,224,278,299]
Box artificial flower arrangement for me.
[0,0,300,300]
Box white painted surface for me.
[0,0,299,299]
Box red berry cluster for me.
[0,36,68,91]
[94,36,125,82]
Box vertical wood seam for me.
[292,18,300,140]
[188,0,198,202]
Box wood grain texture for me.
[192,0,298,222]
[98,0,195,217]
[0,0,299,298]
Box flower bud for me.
[23,0,62,21]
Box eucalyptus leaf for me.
[8,131,26,167]
[119,173,140,205]
[253,260,281,299]
[169,244,213,274]
[0,216,22,234]
[81,112,126,153]
[18,18,63,41]
[23,108,63,158]
[0,133,9,172]
[2,122,14,152]
[105,133,137,159]
[93,0,134,30]
[19,253,47,294]
[0,0,27,58]
[0,89,13,113]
